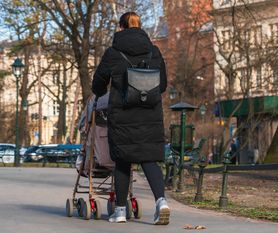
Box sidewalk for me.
[0,167,277,233]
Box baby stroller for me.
[65,93,142,220]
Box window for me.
[53,100,59,116]
[78,100,83,113]
[222,30,231,51]
[272,66,278,87]
[53,73,59,85]
[256,66,262,88]
[221,0,231,5]
[239,68,247,91]
[67,107,71,117]
[238,26,262,48]
[269,23,278,45]
[250,26,262,46]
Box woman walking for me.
[92,12,169,225]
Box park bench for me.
[164,136,206,187]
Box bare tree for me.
[41,56,77,143]
[0,69,14,142]
[213,0,278,162]
[35,0,119,105]
[0,0,45,145]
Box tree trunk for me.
[56,62,67,143]
[71,30,91,106]
[69,79,80,143]
[79,65,91,107]
[56,100,66,143]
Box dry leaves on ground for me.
[184,224,207,230]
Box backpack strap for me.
[119,51,153,68]
[146,52,152,68]
[119,52,135,68]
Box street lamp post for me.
[22,99,28,146]
[170,102,197,192]
[22,99,28,111]
[11,58,25,167]
[169,87,178,100]
[199,104,207,123]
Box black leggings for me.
[114,161,165,206]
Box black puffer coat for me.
[92,28,167,163]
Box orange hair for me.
[119,12,141,29]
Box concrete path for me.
[0,167,277,233]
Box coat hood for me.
[112,28,152,56]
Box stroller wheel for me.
[66,198,74,217]
[126,200,132,219]
[93,200,102,220]
[134,199,142,219]
[77,198,85,217]
[107,199,115,216]
[83,200,92,220]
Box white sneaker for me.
[154,197,170,225]
[109,206,127,223]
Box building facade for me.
[152,0,214,140]
[213,0,278,163]
[0,41,82,145]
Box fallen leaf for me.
[195,225,206,230]
[184,224,194,229]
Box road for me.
[0,167,277,233]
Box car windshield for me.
[0,145,14,150]
[0,145,14,154]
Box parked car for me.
[0,143,15,153]
[23,144,81,163]
[0,144,34,164]
[36,144,82,163]
[0,143,15,164]
[23,144,58,162]
[19,147,28,156]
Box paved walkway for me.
[0,167,277,233]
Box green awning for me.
[216,96,278,117]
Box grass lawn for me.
[166,169,278,222]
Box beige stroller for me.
[65,93,142,220]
